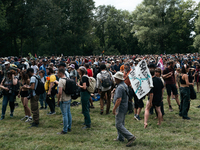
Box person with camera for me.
[18,70,32,122]
[44,67,57,115]
[0,70,18,120]
[23,68,40,127]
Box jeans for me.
[60,100,72,133]
[115,108,134,141]
[81,91,91,126]
[39,92,47,108]
[1,94,15,116]
[179,87,190,118]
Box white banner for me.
[129,60,153,99]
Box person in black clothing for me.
[179,65,193,120]
[144,70,164,128]
[77,66,91,129]
[114,60,121,73]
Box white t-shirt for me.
[31,65,38,74]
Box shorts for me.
[166,84,178,96]
[20,91,29,97]
[152,100,162,107]
[134,98,144,109]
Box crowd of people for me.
[0,53,199,147]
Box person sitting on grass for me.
[144,70,164,128]
[112,71,136,147]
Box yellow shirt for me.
[45,75,57,91]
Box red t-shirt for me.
[87,69,93,77]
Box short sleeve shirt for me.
[58,78,71,101]
[30,76,38,96]
[113,82,128,113]
[80,76,89,92]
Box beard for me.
[124,68,130,73]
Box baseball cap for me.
[4,61,10,65]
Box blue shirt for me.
[39,65,47,77]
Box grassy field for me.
[0,89,200,150]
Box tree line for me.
[0,0,199,56]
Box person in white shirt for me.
[96,64,114,115]
[31,61,39,75]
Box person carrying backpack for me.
[24,68,40,128]
[97,64,113,115]
[44,68,57,115]
[77,66,91,129]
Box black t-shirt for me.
[149,77,164,104]
[80,76,89,92]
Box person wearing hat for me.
[3,61,18,79]
[39,59,47,77]
[69,64,77,83]
[112,71,136,147]
[58,63,70,78]
[163,60,180,112]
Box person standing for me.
[45,68,57,115]
[31,61,39,75]
[112,72,136,147]
[179,65,193,120]
[25,68,39,127]
[38,70,47,109]
[39,59,47,77]
[163,60,180,112]
[18,71,32,122]
[97,64,113,115]
[0,70,18,120]
[144,70,164,128]
[57,68,72,134]
[77,66,91,129]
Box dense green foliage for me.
[0,0,199,56]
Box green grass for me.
[0,88,200,150]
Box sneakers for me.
[197,105,200,108]
[10,114,13,118]
[90,105,95,109]
[128,110,133,115]
[40,107,44,110]
[134,115,141,121]
[21,116,28,121]
[0,116,5,120]
[25,118,33,122]
[100,110,103,115]
[47,112,56,115]
[126,136,136,147]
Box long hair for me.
[181,65,189,74]
[21,70,29,81]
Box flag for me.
[129,60,153,99]
[35,53,37,58]
[157,58,164,70]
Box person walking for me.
[97,64,113,115]
[112,71,136,147]
[57,68,72,134]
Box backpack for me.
[100,71,112,88]
[87,76,96,93]
[34,75,45,95]
[63,78,77,95]
[71,86,81,100]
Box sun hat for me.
[69,64,75,69]
[113,71,124,81]
[4,61,10,65]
